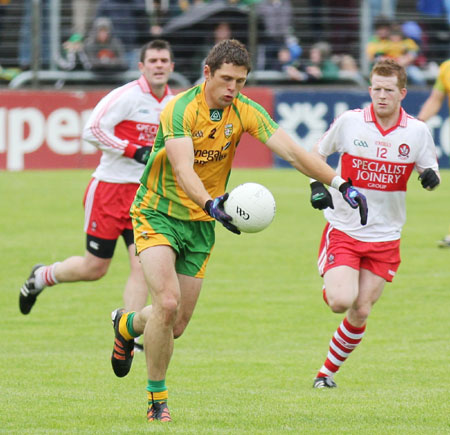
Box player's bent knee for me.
[329,303,348,314]
[328,295,353,313]
[84,262,109,280]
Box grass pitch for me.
[1,168,449,434]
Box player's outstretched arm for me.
[266,128,368,224]
[265,128,337,185]
[417,88,445,122]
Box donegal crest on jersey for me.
[134,82,278,221]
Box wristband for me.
[331,175,345,190]
[204,199,212,213]
[123,143,138,158]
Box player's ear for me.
[400,87,407,100]
[204,64,211,81]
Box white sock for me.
[34,263,60,290]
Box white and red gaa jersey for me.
[318,104,439,242]
[83,75,173,183]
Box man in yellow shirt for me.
[418,59,450,246]
[109,39,368,422]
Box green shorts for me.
[131,206,215,279]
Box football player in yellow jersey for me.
[418,59,450,247]
[109,39,368,422]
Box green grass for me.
[1,168,449,434]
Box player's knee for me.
[353,305,371,322]
[328,294,353,313]
[329,303,348,313]
[84,262,108,280]
[80,266,108,281]
[159,297,179,325]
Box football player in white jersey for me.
[19,40,175,325]
[309,58,440,389]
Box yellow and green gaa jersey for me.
[135,82,278,221]
[434,59,450,107]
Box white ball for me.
[224,182,276,233]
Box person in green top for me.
[418,58,450,246]
[109,38,368,422]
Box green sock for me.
[126,312,139,338]
[147,379,167,393]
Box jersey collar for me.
[137,75,172,102]
[364,104,407,136]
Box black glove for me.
[310,181,334,210]
[339,179,368,226]
[418,168,440,190]
[204,193,241,235]
[133,146,152,165]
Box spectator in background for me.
[18,0,51,69]
[56,1,99,72]
[277,41,340,83]
[333,53,366,85]
[146,0,185,37]
[95,0,149,68]
[388,23,427,86]
[84,17,128,73]
[192,21,233,82]
[56,32,91,71]
[417,0,450,63]
[71,0,99,39]
[303,41,340,81]
[368,0,397,31]
[0,0,21,80]
[276,43,303,80]
[366,15,392,66]
[257,0,295,69]
[401,21,429,69]
[367,18,427,86]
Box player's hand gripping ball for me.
[223,183,276,233]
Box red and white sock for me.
[35,263,60,290]
[317,317,366,378]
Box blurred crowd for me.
[1,0,450,85]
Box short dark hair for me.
[374,15,392,30]
[140,39,173,63]
[371,58,407,89]
[205,39,252,75]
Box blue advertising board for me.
[273,89,449,168]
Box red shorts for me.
[83,179,139,240]
[317,223,401,282]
